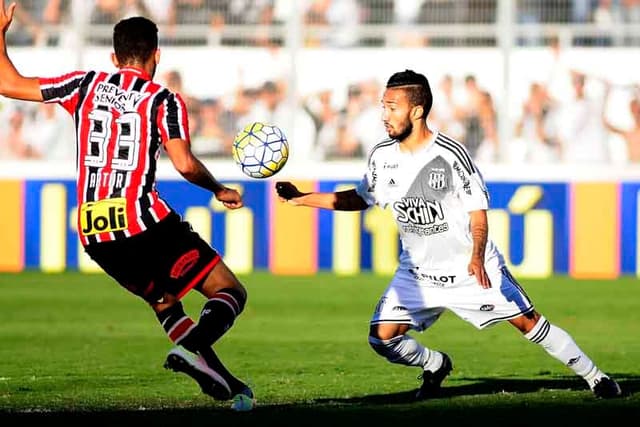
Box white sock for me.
[524,316,605,388]
[368,335,443,372]
[423,348,444,373]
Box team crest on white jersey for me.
[428,169,447,191]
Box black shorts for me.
[84,212,220,303]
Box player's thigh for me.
[156,214,228,300]
[86,213,223,304]
[198,259,247,300]
[446,265,535,330]
[157,215,247,300]
[84,234,156,300]
[370,268,445,334]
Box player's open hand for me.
[0,2,16,35]
[468,256,491,289]
[216,187,243,210]
[276,181,304,205]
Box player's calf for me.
[524,315,622,398]
[157,301,201,353]
[368,334,453,399]
[156,288,246,353]
[197,288,246,346]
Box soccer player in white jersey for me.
[275,70,622,399]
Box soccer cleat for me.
[164,347,232,401]
[592,376,622,398]
[415,352,453,400]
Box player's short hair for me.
[113,16,158,65]
[386,69,433,118]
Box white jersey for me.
[356,131,504,279]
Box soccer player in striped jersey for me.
[0,3,254,407]
[276,70,622,399]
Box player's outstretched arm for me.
[165,137,243,210]
[275,181,368,211]
[0,1,43,102]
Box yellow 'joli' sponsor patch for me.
[80,198,128,236]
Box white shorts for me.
[370,263,534,331]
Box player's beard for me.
[388,119,413,142]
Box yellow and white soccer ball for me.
[232,122,289,179]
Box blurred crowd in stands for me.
[3,56,639,164]
[2,1,640,165]
[7,1,640,48]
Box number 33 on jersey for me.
[39,67,190,244]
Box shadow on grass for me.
[1,374,638,427]
[314,372,640,404]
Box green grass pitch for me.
[0,272,638,425]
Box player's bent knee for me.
[368,335,405,362]
[199,260,246,298]
[369,322,409,340]
[509,310,541,334]
[216,287,247,314]
[150,293,179,314]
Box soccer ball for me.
[230,393,255,412]
[231,122,289,179]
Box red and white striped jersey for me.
[39,67,190,246]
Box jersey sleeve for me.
[39,71,87,115]
[355,155,378,207]
[157,92,191,145]
[452,157,489,212]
